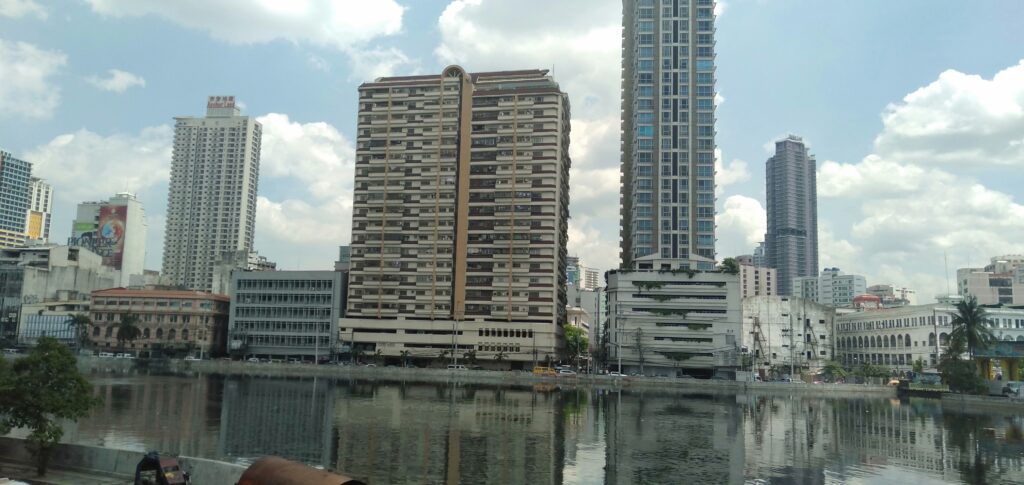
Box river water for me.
[53,372,1024,484]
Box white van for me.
[98,352,115,358]
[447,364,467,370]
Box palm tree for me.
[65,313,92,351]
[494,351,507,364]
[399,350,411,368]
[115,314,142,354]
[821,360,848,383]
[949,296,995,362]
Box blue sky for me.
[1,0,1022,301]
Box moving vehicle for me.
[532,366,557,377]
[247,357,260,363]
[134,451,189,485]
[608,372,626,377]
[447,364,468,370]
[557,369,577,376]
[98,352,116,358]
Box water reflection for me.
[50,372,1024,484]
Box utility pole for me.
[452,318,458,367]
[636,328,645,376]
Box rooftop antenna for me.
[944,251,951,297]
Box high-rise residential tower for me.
[25,178,53,242]
[162,96,261,291]
[620,0,718,271]
[765,135,818,295]
[0,149,32,248]
[342,66,571,367]
[69,192,147,286]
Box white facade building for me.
[163,96,261,291]
[606,267,741,377]
[794,268,866,308]
[742,296,835,377]
[25,177,53,242]
[69,192,147,287]
[866,284,917,307]
[958,255,1024,305]
[739,262,776,298]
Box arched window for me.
[143,328,150,339]
[105,326,113,338]
[169,329,177,340]
[890,335,897,348]
[883,337,889,348]
[182,329,189,341]
[905,334,911,347]
[92,326,100,337]
[929,332,936,346]
[156,328,164,339]
[1017,335,1024,342]
[939,333,949,346]
[858,336,864,348]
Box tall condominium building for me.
[69,192,147,286]
[162,96,262,291]
[0,149,32,248]
[343,66,570,368]
[620,0,719,270]
[765,135,818,295]
[25,178,53,242]
[958,255,1024,305]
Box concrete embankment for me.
[0,436,246,484]
[76,356,897,398]
[941,392,1024,412]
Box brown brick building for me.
[90,288,230,357]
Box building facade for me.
[958,255,1024,305]
[25,177,53,242]
[794,267,866,308]
[69,192,147,286]
[866,284,917,307]
[162,96,261,291]
[605,269,741,377]
[0,149,32,248]
[742,296,835,377]
[229,270,343,361]
[341,67,570,368]
[89,288,230,357]
[16,298,91,347]
[738,262,776,298]
[620,0,718,269]
[764,135,818,296]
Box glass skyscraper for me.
[620,0,718,270]
[0,149,32,248]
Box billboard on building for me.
[67,205,127,269]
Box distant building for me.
[334,245,351,271]
[211,250,275,295]
[163,96,262,291]
[866,284,917,307]
[17,298,90,347]
[25,177,53,242]
[0,149,32,248]
[738,260,776,298]
[764,136,818,295]
[582,267,601,291]
[229,270,343,361]
[69,192,147,286]
[835,299,1024,372]
[89,288,230,357]
[742,296,835,377]
[794,268,866,308]
[606,266,741,377]
[958,255,1024,305]
[0,245,117,341]
[567,256,581,289]
[752,242,767,268]
[566,305,591,342]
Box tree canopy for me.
[949,296,994,360]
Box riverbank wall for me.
[941,392,1024,413]
[0,436,246,484]
[75,356,897,398]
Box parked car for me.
[98,352,115,358]
[608,372,626,377]
[447,364,468,370]
[116,353,135,359]
[557,369,577,376]
[184,356,201,362]
[3,348,19,354]
[532,366,557,377]
[246,357,260,363]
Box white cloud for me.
[715,195,765,257]
[0,39,65,119]
[85,0,404,50]
[715,148,750,195]
[345,45,416,81]
[86,68,146,93]
[256,195,351,246]
[255,113,355,199]
[874,60,1024,167]
[0,0,46,19]
[307,54,330,72]
[25,125,173,202]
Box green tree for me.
[65,313,92,351]
[494,350,507,364]
[115,314,141,354]
[913,358,925,374]
[399,350,411,368]
[939,357,987,394]
[949,296,994,362]
[718,257,740,275]
[0,337,100,476]
[855,363,891,379]
[564,325,589,368]
[374,348,384,364]
[821,360,848,382]
[463,350,478,366]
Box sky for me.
[0,0,1022,303]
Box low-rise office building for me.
[229,270,343,361]
[834,299,1024,371]
[742,296,835,377]
[794,267,866,308]
[605,267,742,377]
[958,255,1024,305]
[16,297,90,347]
[89,288,230,357]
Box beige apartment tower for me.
[343,66,570,368]
[162,96,261,292]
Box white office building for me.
[742,296,835,377]
[69,192,147,286]
[162,96,261,291]
[794,267,866,308]
[958,255,1024,305]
